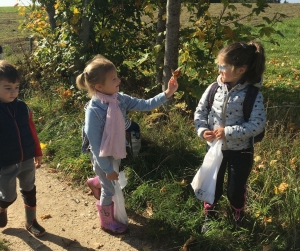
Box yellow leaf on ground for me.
[269,160,277,166]
[263,216,272,223]
[278,182,289,193]
[254,156,261,162]
[290,157,297,164]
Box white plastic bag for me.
[191,139,223,204]
[112,159,128,225]
[118,170,127,189]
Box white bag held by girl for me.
[191,139,223,204]
[112,160,128,225]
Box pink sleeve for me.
[28,110,43,157]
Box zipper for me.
[221,84,241,150]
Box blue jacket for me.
[0,99,36,167]
[84,91,168,174]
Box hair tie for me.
[240,43,246,49]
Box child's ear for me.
[238,66,247,75]
[95,84,102,92]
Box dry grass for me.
[0,7,30,59]
[180,3,300,27]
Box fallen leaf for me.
[278,182,289,193]
[160,186,166,193]
[290,157,297,164]
[269,160,277,166]
[254,156,262,162]
[40,214,52,220]
[180,236,195,251]
[263,216,272,223]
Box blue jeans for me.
[90,153,120,206]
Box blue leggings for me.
[90,153,120,206]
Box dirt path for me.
[0,166,170,251]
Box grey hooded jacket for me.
[194,75,266,150]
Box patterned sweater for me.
[194,75,266,150]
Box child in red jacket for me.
[0,60,45,237]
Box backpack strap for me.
[206,82,219,111]
[243,85,259,122]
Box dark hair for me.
[218,41,266,84]
[0,60,20,83]
[76,54,116,97]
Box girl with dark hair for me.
[194,41,266,232]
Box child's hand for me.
[34,156,42,168]
[214,127,225,140]
[106,171,119,181]
[164,76,179,98]
[203,130,216,142]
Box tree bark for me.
[79,0,92,47]
[45,1,56,32]
[163,0,180,92]
[155,1,166,86]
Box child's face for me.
[95,69,121,95]
[0,79,19,103]
[217,57,245,85]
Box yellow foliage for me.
[254,155,262,162]
[269,160,277,166]
[73,7,80,14]
[195,28,205,42]
[263,216,272,223]
[290,157,297,164]
[274,182,289,194]
[40,143,47,150]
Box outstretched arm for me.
[164,76,178,98]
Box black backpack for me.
[207,82,265,143]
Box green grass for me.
[262,17,300,129]
[0,238,9,251]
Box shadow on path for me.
[3,228,91,251]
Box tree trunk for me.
[73,0,92,76]
[162,0,180,92]
[79,0,92,47]
[45,1,56,32]
[155,1,166,86]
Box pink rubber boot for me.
[96,201,128,234]
[86,176,101,200]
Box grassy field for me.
[1,3,300,251]
[0,6,30,62]
[1,3,300,60]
